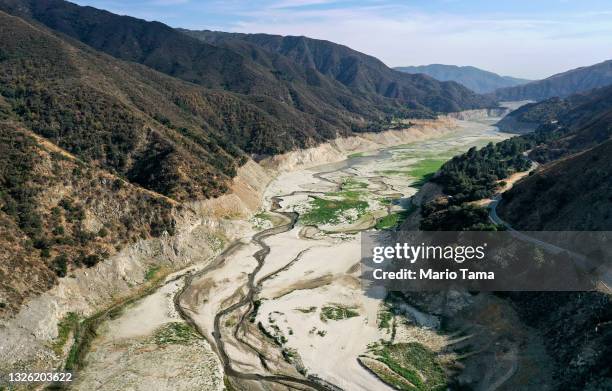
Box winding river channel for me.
[72,116,519,391]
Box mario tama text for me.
[374,267,494,281]
[360,231,610,291]
[371,242,493,282]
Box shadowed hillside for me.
[499,140,612,230]
[0,0,495,123]
[181,29,496,113]
[504,85,612,162]
[495,83,612,230]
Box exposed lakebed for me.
[73,117,541,391]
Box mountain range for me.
[0,0,502,197]
[181,30,494,112]
[0,0,496,314]
[493,59,612,101]
[0,0,610,315]
[394,64,530,94]
[0,0,494,116]
[1,1,611,389]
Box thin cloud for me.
[71,0,612,79]
[151,0,190,5]
[228,3,612,79]
[270,0,337,9]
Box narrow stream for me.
[175,194,345,390]
[173,118,513,390]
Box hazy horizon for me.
[71,0,612,80]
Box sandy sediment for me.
[260,118,459,172]
[71,278,224,391]
[0,115,465,385]
[0,160,271,377]
[233,115,514,390]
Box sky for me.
[71,0,612,80]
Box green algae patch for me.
[407,158,446,181]
[144,265,162,281]
[320,304,359,321]
[300,176,372,225]
[301,197,369,225]
[375,205,416,230]
[375,213,402,230]
[154,322,201,345]
[365,342,448,391]
[348,152,367,158]
[52,312,80,356]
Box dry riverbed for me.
[71,117,519,391]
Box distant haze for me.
[395,64,531,94]
[72,0,612,80]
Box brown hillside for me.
[498,140,612,230]
[0,122,176,315]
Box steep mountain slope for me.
[499,139,612,230]
[495,97,572,133]
[496,96,612,387]
[0,0,292,95]
[395,64,530,94]
[0,11,226,314]
[493,59,612,101]
[0,121,177,315]
[0,0,494,120]
[0,10,249,201]
[496,86,612,230]
[0,9,423,201]
[503,85,612,161]
[181,29,496,112]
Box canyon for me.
[0,111,523,390]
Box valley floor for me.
[71,116,548,391]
